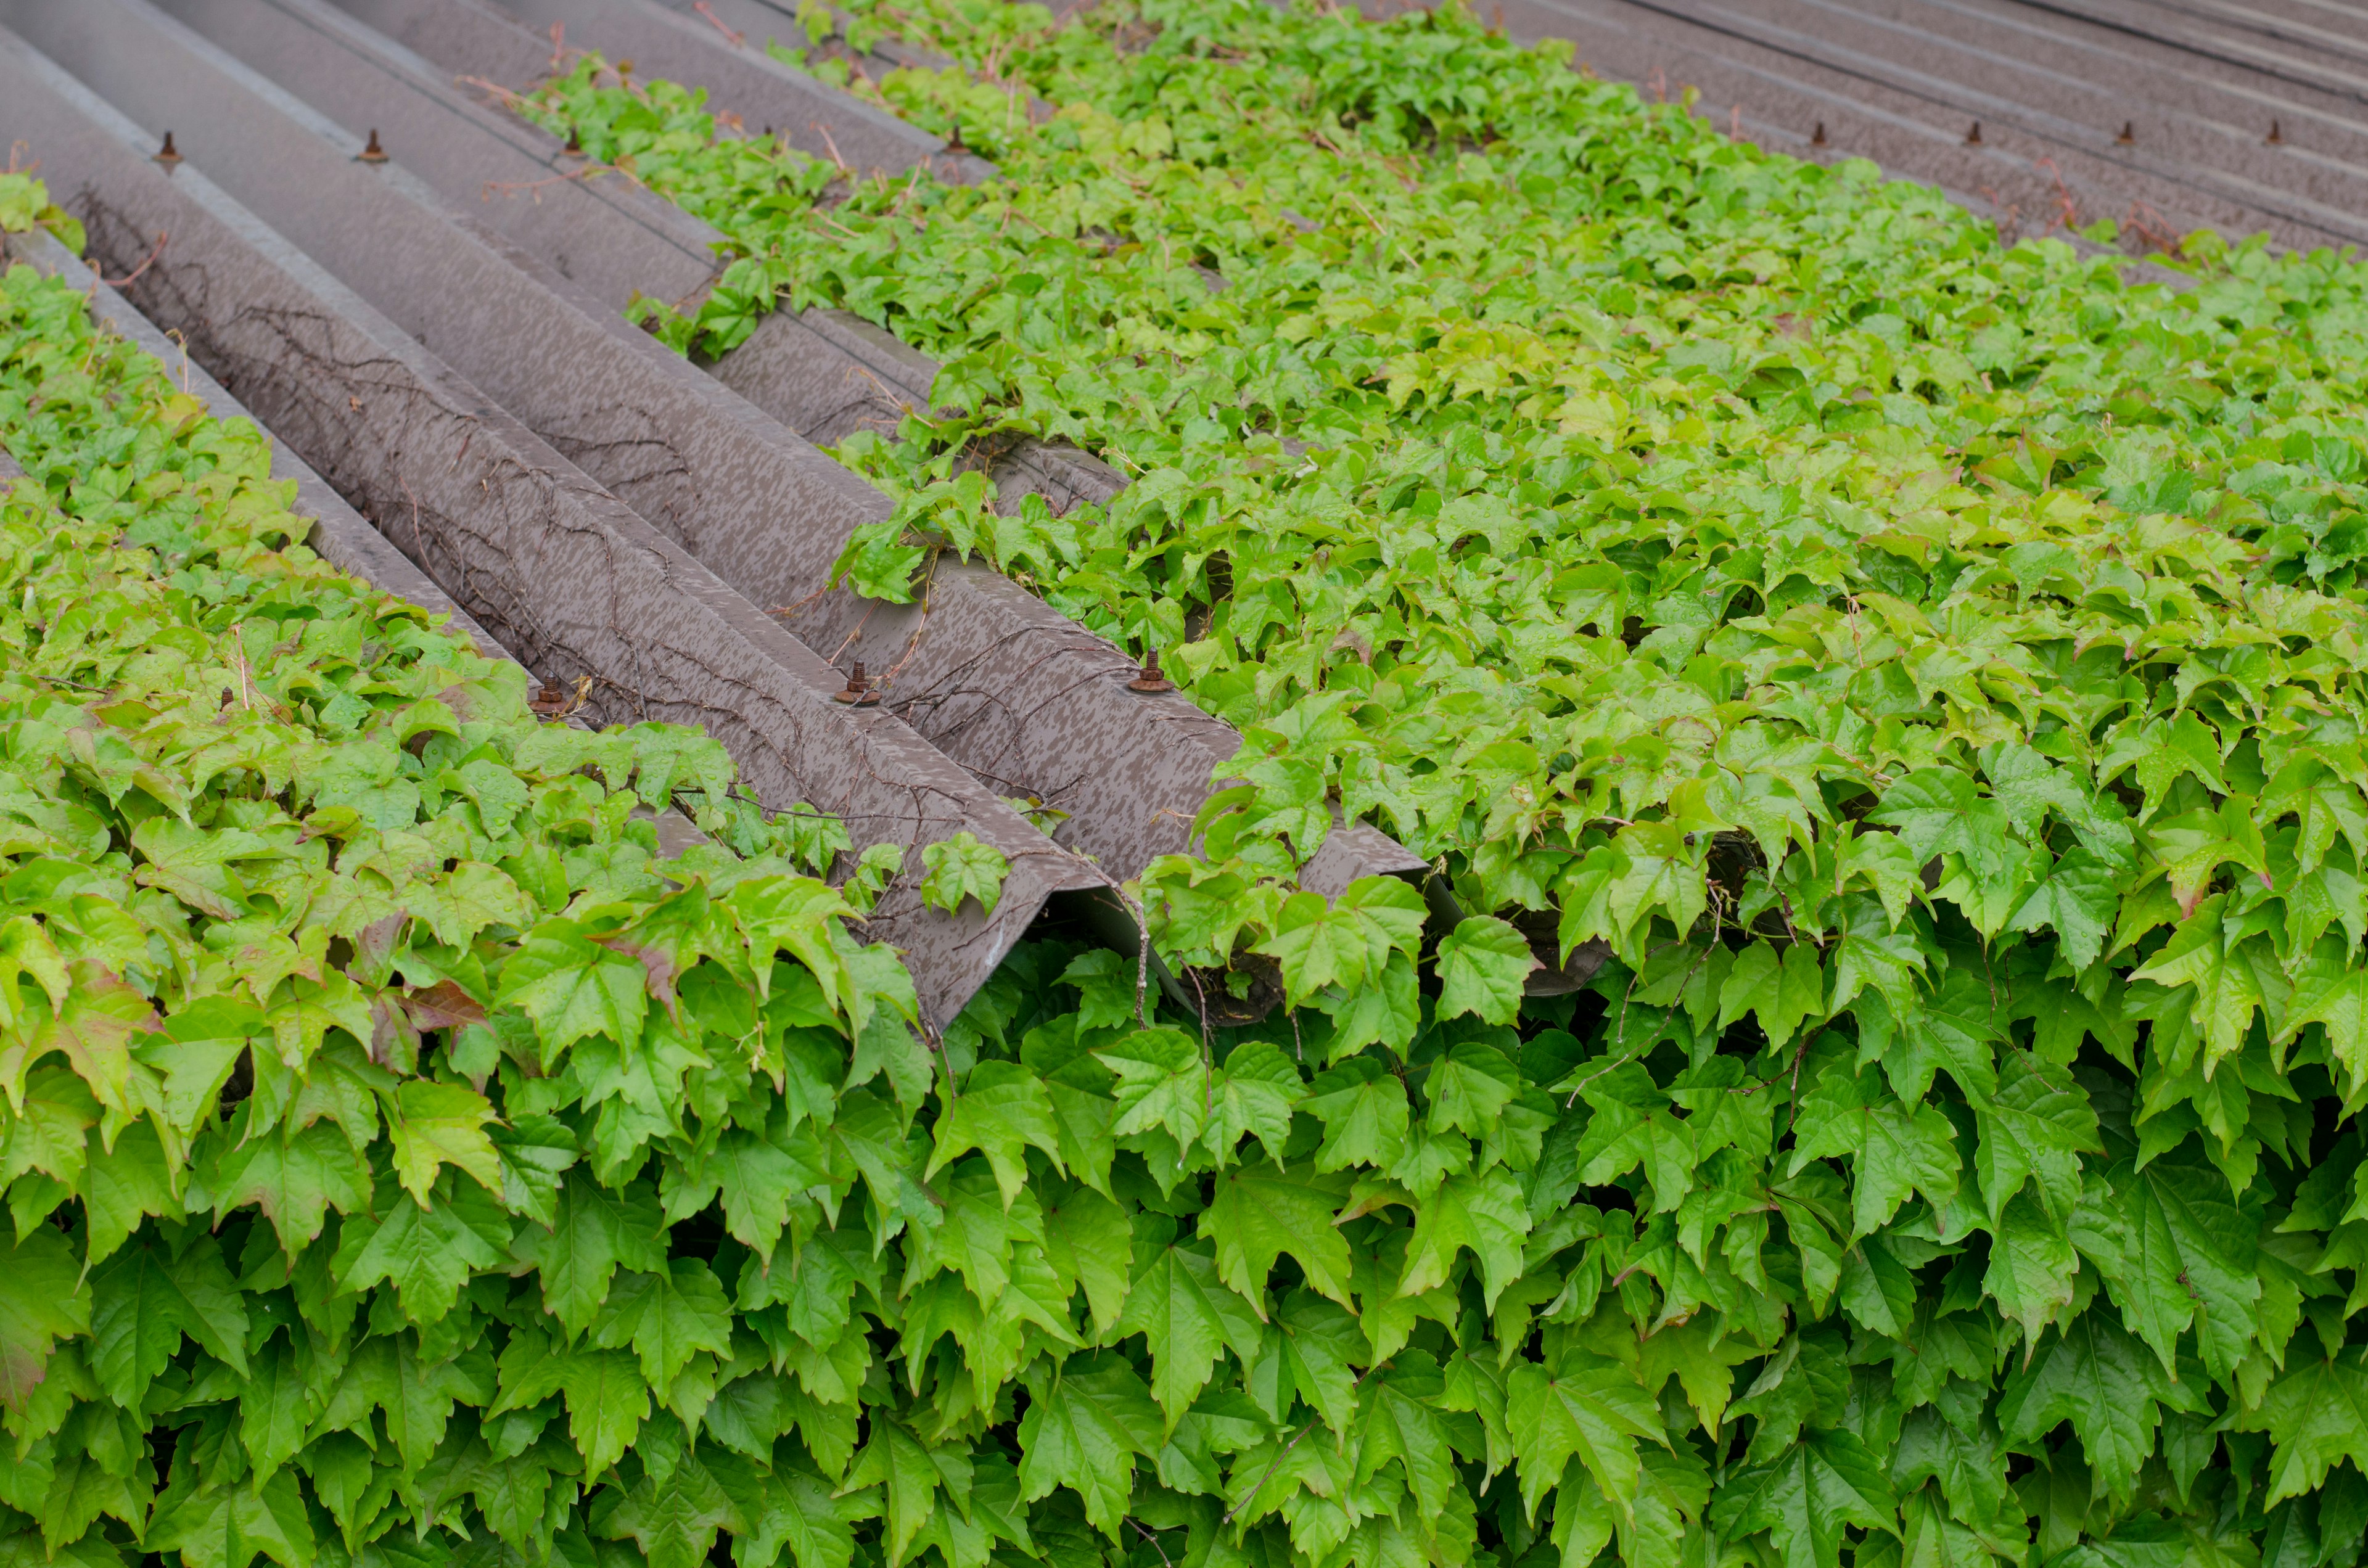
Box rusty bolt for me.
[1965,121,1983,146]
[2116,120,2134,144]
[154,130,183,168]
[564,126,585,157]
[833,661,881,705]
[2267,118,2285,146]
[1128,647,1174,693]
[358,129,388,164]
[1810,120,1827,148]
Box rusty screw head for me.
[2267,118,2285,146]
[154,130,183,168]
[2116,120,2135,144]
[1128,647,1174,693]
[1810,120,1827,148]
[529,683,570,717]
[1965,120,1983,146]
[358,129,388,164]
[833,661,881,705]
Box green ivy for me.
[495,6,2368,1568]
[0,215,936,1568]
[14,0,2368,1559]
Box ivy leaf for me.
[2144,795,2269,916]
[2280,938,2368,1086]
[1040,1178,1133,1337]
[210,1120,373,1254]
[2111,1154,2261,1379]
[591,1260,736,1390]
[494,1331,650,1477]
[491,1115,581,1232]
[1351,1352,1462,1518]
[386,1080,504,1206]
[1997,1311,2193,1500]
[496,919,651,1055]
[2004,849,2118,971]
[2127,895,2266,1071]
[129,818,274,919]
[1719,941,1825,1047]
[1790,1066,1959,1239]
[927,1060,1064,1208]
[1972,1050,2099,1224]
[88,1234,248,1408]
[0,1226,87,1413]
[1399,1164,1533,1310]
[1981,1193,2078,1342]
[1015,1351,1164,1536]
[515,1172,669,1336]
[145,1469,315,1568]
[2238,1342,2368,1507]
[918,831,1009,918]
[843,1418,963,1566]
[1302,1057,1412,1172]
[1877,967,1999,1106]
[1838,1238,1917,1338]
[605,1440,745,1568]
[1205,1163,1355,1311]
[1257,890,1376,1004]
[1097,1026,1210,1150]
[1426,1041,1519,1137]
[708,1455,857,1568]
[1505,1355,1664,1524]
[333,1186,506,1324]
[1868,768,2016,884]
[78,1118,181,1265]
[1715,1430,1896,1568]
[1110,1241,1264,1428]
[1207,1040,1305,1162]
[1436,916,1536,1024]
[1318,946,1421,1053]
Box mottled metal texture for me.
[1356,0,2368,253]
[130,0,1431,901]
[164,0,722,314]
[470,0,980,181]
[0,22,1100,1025]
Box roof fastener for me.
[2267,118,2285,145]
[563,126,584,157]
[832,661,881,705]
[1965,121,1983,145]
[1811,120,1827,147]
[2116,120,2135,144]
[153,130,183,168]
[358,129,388,164]
[1128,647,1174,693]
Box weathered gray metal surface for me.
[122,0,1431,900]
[1352,0,2363,253]
[0,22,1099,1025]
[466,0,978,179]
[173,0,722,313]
